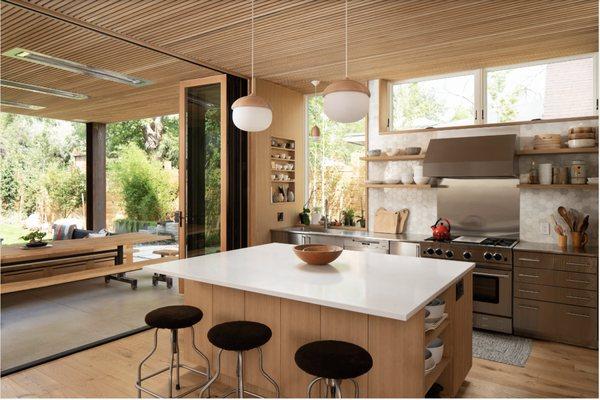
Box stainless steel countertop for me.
[514,241,598,258]
[272,227,429,243]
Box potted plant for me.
[20,230,48,248]
[342,208,356,226]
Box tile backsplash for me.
[367,80,598,243]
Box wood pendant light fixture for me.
[323,0,370,123]
[231,0,272,132]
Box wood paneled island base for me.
[181,274,472,398]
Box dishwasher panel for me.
[390,242,421,257]
[343,238,389,253]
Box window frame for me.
[388,53,599,131]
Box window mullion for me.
[475,68,485,125]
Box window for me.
[307,95,366,227]
[389,53,598,130]
[391,73,475,130]
[486,56,596,123]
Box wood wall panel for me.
[249,79,305,245]
[182,281,213,371]
[243,292,281,397]
[320,307,369,397]
[280,299,321,398]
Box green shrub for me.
[111,144,176,222]
[44,164,85,218]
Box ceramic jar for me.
[570,160,587,184]
[538,163,553,185]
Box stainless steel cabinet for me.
[343,238,389,253]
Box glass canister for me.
[570,160,587,184]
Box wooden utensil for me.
[558,206,571,230]
[569,208,580,232]
[398,208,409,234]
[579,215,589,233]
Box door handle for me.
[174,211,183,227]
[565,295,591,301]
[566,261,590,267]
[566,312,591,318]
[518,289,540,294]
[566,279,591,284]
[518,258,540,262]
[518,273,540,278]
[517,304,539,311]
[474,272,510,279]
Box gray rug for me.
[473,330,532,367]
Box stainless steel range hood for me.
[423,134,517,178]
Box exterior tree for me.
[44,164,86,219]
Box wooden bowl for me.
[293,244,343,265]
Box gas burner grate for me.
[480,238,518,247]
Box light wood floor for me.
[1,329,597,398]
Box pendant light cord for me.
[345,0,348,78]
[251,0,255,93]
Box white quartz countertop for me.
[145,243,475,321]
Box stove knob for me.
[445,250,454,258]
[435,248,443,256]
[493,253,503,261]
[484,252,493,260]
[426,248,434,255]
[463,251,472,260]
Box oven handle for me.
[473,271,510,279]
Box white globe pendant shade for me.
[323,78,370,123]
[231,93,273,132]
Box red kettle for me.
[431,218,451,241]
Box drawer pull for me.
[566,312,590,318]
[517,304,539,311]
[518,289,540,294]
[565,295,591,301]
[566,279,591,284]
[519,258,540,262]
[518,273,540,278]
[566,261,590,267]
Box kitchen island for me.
[145,243,474,398]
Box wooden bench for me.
[1,233,170,294]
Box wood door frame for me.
[178,75,229,260]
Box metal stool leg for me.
[172,329,181,390]
[333,379,342,399]
[257,347,280,398]
[190,325,211,397]
[137,328,159,398]
[350,378,359,398]
[307,377,323,398]
[237,352,244,398]
[200,348,223,398]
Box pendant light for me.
[232,0,272,132]
[310,80,321,140]
[323,0,370,123]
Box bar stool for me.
[136,305,211,398]
[200,321,280,398]
[294,340,373,398]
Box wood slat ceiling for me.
[1,0,597,122]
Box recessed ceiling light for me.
[3,48,152,87]
[0,99,45,110]
[0,79,88,100]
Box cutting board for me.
[374,207,409,234]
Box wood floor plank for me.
[1,329,597,398]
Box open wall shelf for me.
[270,136,296,204]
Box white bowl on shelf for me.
[424,349,435,372]
[384,178,400,184]
[426,338,444,365]
[425,298,445,320]
[414,176,430,185]
[400,174,414,185]
[568,139,596,148]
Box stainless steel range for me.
[419,235,517,334]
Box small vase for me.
[557,235,567,249]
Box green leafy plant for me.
[342,208,356,226]
[44,164,86,218]
[20,229,46,243]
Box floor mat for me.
[473,330,532,367]
[1,270,182,373]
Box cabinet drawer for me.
[515,282,597,308]
[515,267,597,290]
[514,298,597,348]
[514,251,554,269]
[554,255,597,274]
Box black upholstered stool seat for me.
[295,340,373,380]
[207,321,272,351]
[145,305,203,329]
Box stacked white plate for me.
[567,138,596,148]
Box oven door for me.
[472,266,512,317]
